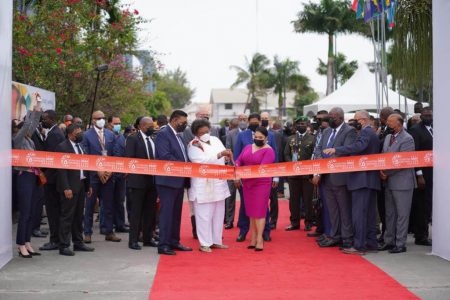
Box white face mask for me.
[95,118,105,129]
[199,133,210,142]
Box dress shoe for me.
[236,234,246,242]
[269,223,276,230]
[199,246,212,253]
[32,229,48,238]
[74,244,95,252]
[263,234,272,242]
[316,234,328,243]
[415,239,432,246]
[339,242,353,250]
[39,242,59,251]
[211,244,229,249]
[285,225,300,231]
[105,234,121,242]
[307,232,322,238]
[84,235,92,244]
[172,244,192,251]
[342,247,366,255]
[319,238,339,248]
[59,247,75,256]
[158,248,176,255]
[115,227,129,233]
[378,244,395,251]
[224,223,234,230]
[304,224,312,232]
[389,246,407,254]
[143,239,159,247]
[129,242,142,250]
[153,235,160,242]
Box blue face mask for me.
[113,124,121,133]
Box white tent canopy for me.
[303,64,423,117]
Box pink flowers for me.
[56,48,62,54]
[18,15,26,21]
[18,47,32,57]
[59,60,66,67]
[133,9,139,15]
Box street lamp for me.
[87,64,109,129]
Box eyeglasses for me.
[94,117,105,120]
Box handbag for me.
[37,170,47,186]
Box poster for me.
[11,81,55,121]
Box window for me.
[225,103,232,110]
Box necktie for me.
[176,133,188,162]
[146,137,154,159]
[75,143,85,179]
[326,129,336,149]
[389,135,395,146]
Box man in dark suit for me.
[39,110,66,251]
[82,110,120,243]
[125,117,159,250]
[313,107,356,248]
[409,107,433,246]
[233,112,278,242]
[155,110,192,255]
[284,116,316,231]
[55,124,95,256]
[324,110,381,255]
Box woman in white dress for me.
[187,119,232,252]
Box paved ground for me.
[1,198,449,300]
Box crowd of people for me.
[11,102,433,257]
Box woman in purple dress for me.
[235,127,275,251]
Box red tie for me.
[389,135,395,146]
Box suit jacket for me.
[284,132,315,179]
[409,122,433,179]
[271,129,285,162]
[382,129,417,190]
[125,131,155,189]
[81,127,115,182]
[31,129,45,151]
[335,125,381,191]
[113,134,126,179]
[44,125,66,184]
[313,123,357,186]
[155,125,190,189]
[225,128,240,152]
[55,139,89,193]
[233,129,278,161]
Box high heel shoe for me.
[255,247,263,252]
[18,248,32,258]
[27,250,41,256]
[247,245,256,249]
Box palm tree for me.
[293,0,365,95]
[230,53,271,112]
[271,56,300,119]
[317,52,358,88]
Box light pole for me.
[87,64,108,129]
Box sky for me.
[125,0,375,103]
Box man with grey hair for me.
[324,110,381,255]
[313,107,356,248]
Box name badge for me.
[101,150,108,156]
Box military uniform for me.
[284,132,315,229]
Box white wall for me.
[432,0,450,261]
[0,0,13,268]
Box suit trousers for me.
[194,200,225,247]
[411,170,433,241]
[84,178,115,235]
[157,185,184,250]
[288,177,314,227]
[319,184,332,236]
[16,172,39,245]
[269,185,279,226]
[351,188,378,251]
[45,183,61,244]
[322,178,352,241]
[384,188,413,248]
[32,186,45,231]
[224,180,236,225]
[237,187,271,237]
[128,185,157,244]
[377,185,386,236]
[113,176,126,229]
[58,183,85,249]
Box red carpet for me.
[149,200,418,300]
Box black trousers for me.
[377,185,386,236]
[224,180,237,225]
[32,186,45,231]
[45,183,61,244]
[411,175,433,241]
[288,176,314,227]
[58,183,85,249]
[129,185,157,244]
[269,186,278,226]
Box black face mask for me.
[261,120,269,127]
[296,125,307,134]
[75,133,83,144]
[146,128,155,136]
[384,126,394,135]
[41,121,51,129]
[421,116,433,126]
[248,124,258,132]
[176,123,187,133]
[350,121,362,131]
[254,139,265,147]
[328,117,339,129]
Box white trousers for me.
[193,200,225,247]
